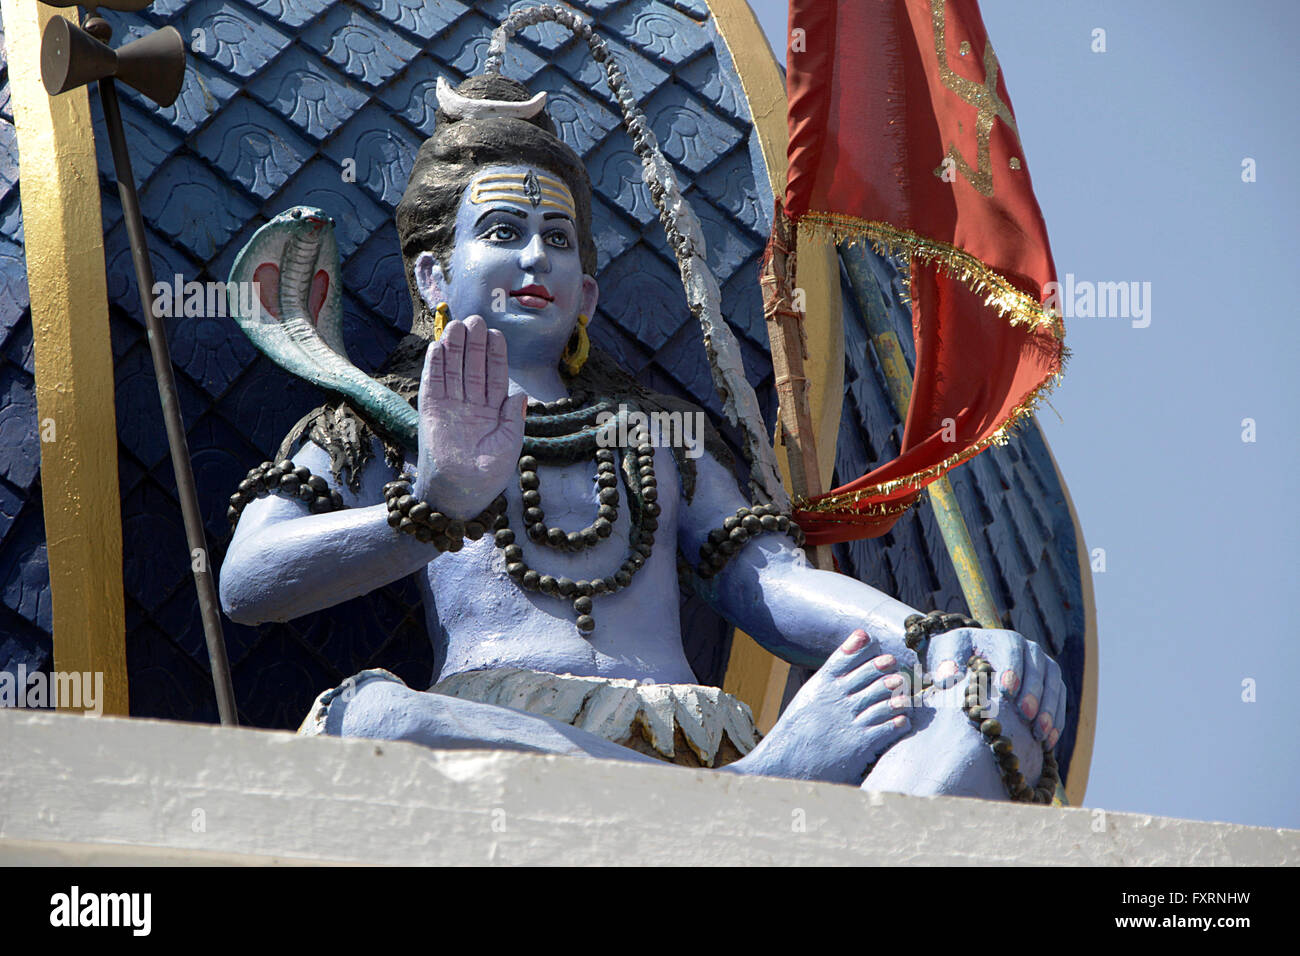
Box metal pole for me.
[96,70,238,725]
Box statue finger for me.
[486,328,509,409]
[984,629,1024,699]
[825,629,880,678]
[420,339,447,410]
[1035,653,1065,744]
[461,314,488,406]
[1018,639,1049,726]
[440,319,467,402]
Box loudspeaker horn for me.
[41,17,185,108]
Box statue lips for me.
[511,284,554,310]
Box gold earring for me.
[432,302,451,341]
[561,313,590,376]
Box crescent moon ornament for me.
[434,76,546,121]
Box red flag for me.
[784,0,1066,545]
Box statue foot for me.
[862,669,1044,800]
[726,629,912,784]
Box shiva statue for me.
[219,11,1065,801]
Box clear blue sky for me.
[747,0,1300,830]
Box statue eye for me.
[544,230,571,249]
[482,223,520,242]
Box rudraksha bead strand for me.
[382,475,507,552]
[963,654,1059,804]
[227,459,344,527]
[520,447,620,552]
[494,411,660,633]
[695,502,805,579]
[903,610,981,652]
[913,609,1061,805]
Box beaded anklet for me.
[694,503,806,580]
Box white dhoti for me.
[299,666,760,768]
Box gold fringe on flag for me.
[798,212,1068,340]
[790,211,1069,516]
[794,383,1058,513]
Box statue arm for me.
[219,438,437,625]
[677,452,919,672]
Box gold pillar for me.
[3,1,128,714]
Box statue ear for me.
[580,274,599,319]
[414,251,448,308]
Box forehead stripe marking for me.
[471,180,576,217]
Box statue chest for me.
[420,446,697,682]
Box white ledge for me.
[1,710,1295,866]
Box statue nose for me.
[519,233,550,273]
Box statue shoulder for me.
[273,331,426,492]
[276,401,407,496]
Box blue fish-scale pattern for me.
[0,0,1086,782]
[824,250,1087,782]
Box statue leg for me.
[861,672,1044,799]
[313,670,665,766]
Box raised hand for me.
[414,314,526,518]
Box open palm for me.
[414,314,525,518]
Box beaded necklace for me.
[493,392,660,633]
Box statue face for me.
[415,163,598,367]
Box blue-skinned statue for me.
[220,44,1066,800]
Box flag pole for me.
[760,201,833,570]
